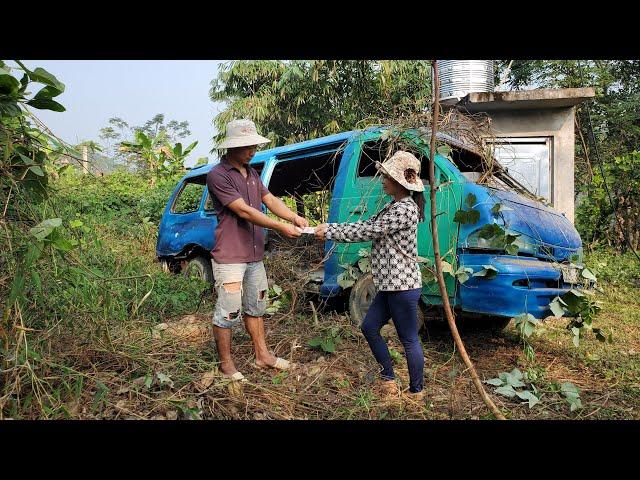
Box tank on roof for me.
[437,60,495,105]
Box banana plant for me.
[158,140,198,178]
[119,130,197,183]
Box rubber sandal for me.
[222,371,248,383]
[254,357,292,371]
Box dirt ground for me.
[65,282,639,420]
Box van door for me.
[161,174,214,255]
[338,131,462,305]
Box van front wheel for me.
[348,273,424,331]
[183,256,214,284]
[348,274,377,328]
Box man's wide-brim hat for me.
[375,150,425,192]
[216,119,271,149]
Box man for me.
[206,119,309,382]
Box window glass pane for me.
[172,181,205,213]
[493,140,550,201]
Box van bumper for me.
[458,253,571,319]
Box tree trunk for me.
[428,60,505,420]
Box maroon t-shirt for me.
[206,156,271,264]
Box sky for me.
[17,60,225,167]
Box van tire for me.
[348,273,425,331]
[184,255,214,284]
[486,317,511,331]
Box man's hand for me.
[315,223,329,241]
[292,215,309,229]
[279,223,302,239]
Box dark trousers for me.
[360,288,424,393]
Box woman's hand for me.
[315,223,329,241]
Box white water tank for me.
[437,60,495,105]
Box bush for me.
[585,248,640,289]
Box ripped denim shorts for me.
[211,259,269,329]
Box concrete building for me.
[453,87,596,224]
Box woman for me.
[315,150,426,400]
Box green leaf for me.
[465,193,477,208]
[272,284,283,296]
[28,67,65,92]
[485,378,504,386]
[515,390,540,409]
[156,372,174,388]
[495,385,517,398]
[473,265,498,279]
[454,210,467,224]
[505,244,519,255]
[549,297,566,317]
[440,261,453,274]
[308,338,322,347]
[28,165,44,176]
[524,343,536,361]
[322,338,336,353]
[29,218,62,240]
[0,72,20,96]
[31,271,42,292]
[467,210,480,224]
[454,267,473,284]
[70,220,83,229]
[437,144,452,157]
[358,257,370,273]
[144,374,153,389]
[476,223,505,240]
[50,232,77,252]
[491,203,513,215]
[17,153,35,165]
[454,209,480,225]
[33,85,63,100]
[593,328,607,343]
[514,313,538,337]
[581,268,597,282]
[568,398,582,412]
[523,321,536,337]
[337,272,355,289]
[26,97,65,112]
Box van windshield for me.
[447,143,541,201]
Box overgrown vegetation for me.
[2,60,640,419]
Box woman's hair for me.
[412,191,426,222]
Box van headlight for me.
[465,227,538,255]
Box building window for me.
[490,137,552,203]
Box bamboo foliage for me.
[210,60,432,147]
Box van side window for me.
[267,147,344,224]
[357,140,430,181]
[172,177,206,214]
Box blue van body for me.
[157,128,582,320]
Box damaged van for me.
[156,127,583,329]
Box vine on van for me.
[454,193,480,225]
